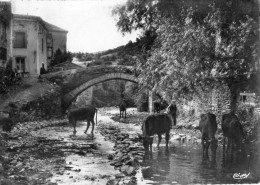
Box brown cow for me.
[199,113,218,155]
[222,112,244,152]
[142,107,176,150]
[68,106,97,135]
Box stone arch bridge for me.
[42,65,148,112]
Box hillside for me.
[72,39,144,67]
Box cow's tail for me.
[95,108,98,125]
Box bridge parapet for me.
[42,65,138,110]
[43,65,136,93]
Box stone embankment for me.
[96,107,207,185]
[99,124,144,184]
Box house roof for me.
[43,21,68,33]
[13,14,47,30]
[13,14,68,33]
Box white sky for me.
[11,0,139,53]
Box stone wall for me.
[19,89,63,121]
[181,82,231,120]
[181,80,260,123]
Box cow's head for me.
[143,136,153,150]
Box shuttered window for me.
[14,32,26,48]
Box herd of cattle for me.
[142,105,244,156]
[1,100,244,156]
[67,100,245,157]
[142,104,244,155]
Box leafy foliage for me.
[50,49,72,67]
[114,0,259,111]
[140,4,258,101]
[0,2,12,24]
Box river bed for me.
[4,107,260,184]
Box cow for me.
[119,101,126,119]
[199,113,218,156]
[67,106,97,135]
[141,106,176,150]
[221,112,244,153]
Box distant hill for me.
[72,39,144,67]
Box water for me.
[141,139,260,184]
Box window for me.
[14,32,26,48]
[16,57,26,72]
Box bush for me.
[236,104,254,123]
[50,49,72,67]
[104,61,112,65]
[89,60,102,66]
[243,113,260,141]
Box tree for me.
[139,2,258,111]
[50,49,72,66]
[113,0,259,111]
[0,2,12,24]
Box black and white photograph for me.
[0,0,260,184]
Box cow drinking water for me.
[142,106,176,150]
[68,106,97,135]
[199,113,218,156]
[221,112,244,153]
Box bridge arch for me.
[61,72,138,110]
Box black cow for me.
[119,102,126,119]
[142,107,176,150]
[199,113,218,155]
[68,106,97,135]
[222,112,244,152]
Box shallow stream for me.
[141,139,260,184]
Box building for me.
[44,21,68,64]
[12,14,48,75]
[0,1,11,67]
[12,14,67,76]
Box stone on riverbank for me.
[99,124,144,179]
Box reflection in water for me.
[201,152,217,169]
[142,140,260,184]
[142,148,170,184]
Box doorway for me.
[15,57,26,72]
